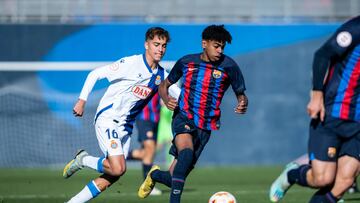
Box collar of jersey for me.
[142,53,158,74]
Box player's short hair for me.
[145,27,170,42]
[202,25,232,44]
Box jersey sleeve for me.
[78,58,130,101]
[102,58,131,82]
[168,84,181,100]
[167,58,184,84]
[312,17,360,90]
[164,69,181,100]
[227,61,246,95]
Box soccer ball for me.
[208,191,237,203]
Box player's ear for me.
[202,40,207,49]
[144,41,149,49]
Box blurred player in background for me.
[138,24,248,203]
[270,16,360,203]
[127,93,162,196]
[62,27,180,203]
[156,103,175,168]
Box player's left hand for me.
[235,94,248,114]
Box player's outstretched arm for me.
[73,99,86,117]
[159,78,177,111]
[234,93,248,114]
[74,66,106,117]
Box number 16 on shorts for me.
[95,123,124,156]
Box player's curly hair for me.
[202,25,232,44]
[145,27,170,42]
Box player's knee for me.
[144,140,156,151]
[313,174,334,187]
[113,167,126,176]
[109,164,126,176]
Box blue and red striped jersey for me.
[167,53,246,130]
[318,16,360,121]
[137,92,161,123]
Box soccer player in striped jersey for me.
[128,93,163,195]
[270,16,360,203]
[138,24,248,203]
[62,27,180,203]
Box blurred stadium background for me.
[0,0,359,168]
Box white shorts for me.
[95,118,131,158]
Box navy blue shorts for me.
[135,119,158,143]
[169,111,211,167]
[309,117,360,162]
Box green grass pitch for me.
[0,166,359,203]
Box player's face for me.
[202,40,225,62]
[145,35,168,63]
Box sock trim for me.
[172,177,185,183]
[97,157,105,173]
[325,192,337,203]
[298,164,311,186]
[86,180,101,198]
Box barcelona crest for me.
[212,70,222,79]
[327,147,336,158]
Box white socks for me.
[83,156,105,173]
[67,180,101,203]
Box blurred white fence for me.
[0,0,359,24]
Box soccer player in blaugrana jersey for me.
[138,25,248,203]
[62,27,180,203]
[128,93,163,195]
[270,16,360,203]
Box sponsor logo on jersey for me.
[213,70,222,78]
[155,75,161,85]
[188,67,197,71]
[109,63,120,71]
[328,147,336,158]
[110,140,118,149]
[336,31,352,47]
[132,85,153,99]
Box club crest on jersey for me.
[155,75,161,85]
[212,70,222,79]
[110,140,118,149]
[132,85,152,99]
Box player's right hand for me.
[235,94,248,114]
[307,91,325,121]
[73,99,86,117]
[165,96,177,111]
